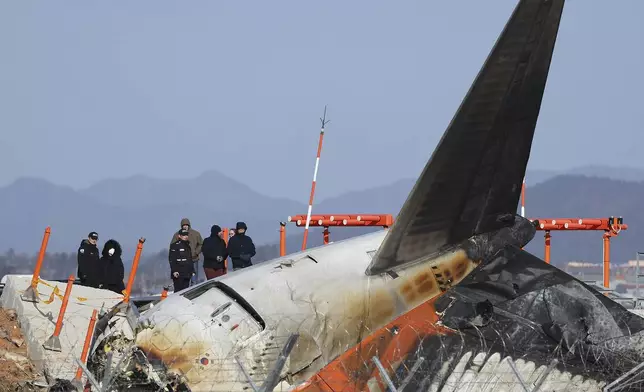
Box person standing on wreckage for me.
[98,239,125,295]
[226,221,256,271]
[202,225,229,279]
[77,231,100,287]
[169,229,194,292]
[170,218,203,285]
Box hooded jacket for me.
[226,222,256,269]
[99,239,125,295]
[77,239,100,287]
[202,225,229,270]
[170,218,203,261]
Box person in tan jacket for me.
[170,218,203,285]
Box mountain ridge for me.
[1,165,643,264]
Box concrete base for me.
[0,275,123,383]
[20,285,40,303]
[43,334,62,352]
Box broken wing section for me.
[366,0,565,275]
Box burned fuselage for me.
[88,0,573,389]
[87,230,483,391]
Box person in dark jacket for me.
[77,231,100,287]
[226,222,256,271]
[99,239,125,295]
[169,229,194,292]
[202,225,229,280]
[169,218,203,285]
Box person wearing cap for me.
[98,239,125,295]
[77,232,100,287]
[226,222,256,271]
[202,225,229,280]
[169,229,194,292]
[170,218,203,285]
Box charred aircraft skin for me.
[85,218,537,391]
[293,245,644,392]
[87,0,571,390]
[88,231,483,391]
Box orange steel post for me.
[74,309,98,382]
[160,286,168,300]
[43,275,75,352]
[222,228,229,271]
[323,227,330,245]
[521,177,526,217]
[603,232,611,288]
[21,226,51,303]
[279,222,286,256]
[123,238,145,304]
[544,230,551,264]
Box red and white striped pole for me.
[521,177,526,217]
[302,106,329,251]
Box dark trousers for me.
[231,259,251,271]
[172,277,191,293]
[204,267,226,280]
[190,260,200,285]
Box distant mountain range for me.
[0,164,643,267]
[527,165,644,186]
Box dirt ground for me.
[0,307,47,392]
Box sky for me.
[0,1,643,203]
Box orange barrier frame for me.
[283,214,394,254]
[74,309,98,382]
[123,238,145,303]
[21,226,51,303]
[532,217,627,288]
[43,275,74,352]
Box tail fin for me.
[366,0,565,275]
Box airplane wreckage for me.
[83,0,644,390]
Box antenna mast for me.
[301,106,329,250]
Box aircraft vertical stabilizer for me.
[367,0,565,275]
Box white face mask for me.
[108,248,115,256]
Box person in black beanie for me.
[202,225,229,280]
[226,222,256,271]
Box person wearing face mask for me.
[99,239,125,295]
[226,222,256,271]
[77,231,100,287]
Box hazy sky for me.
[1,1,642,202]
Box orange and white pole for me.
[301,106,329,251]
[521,177,526,217]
